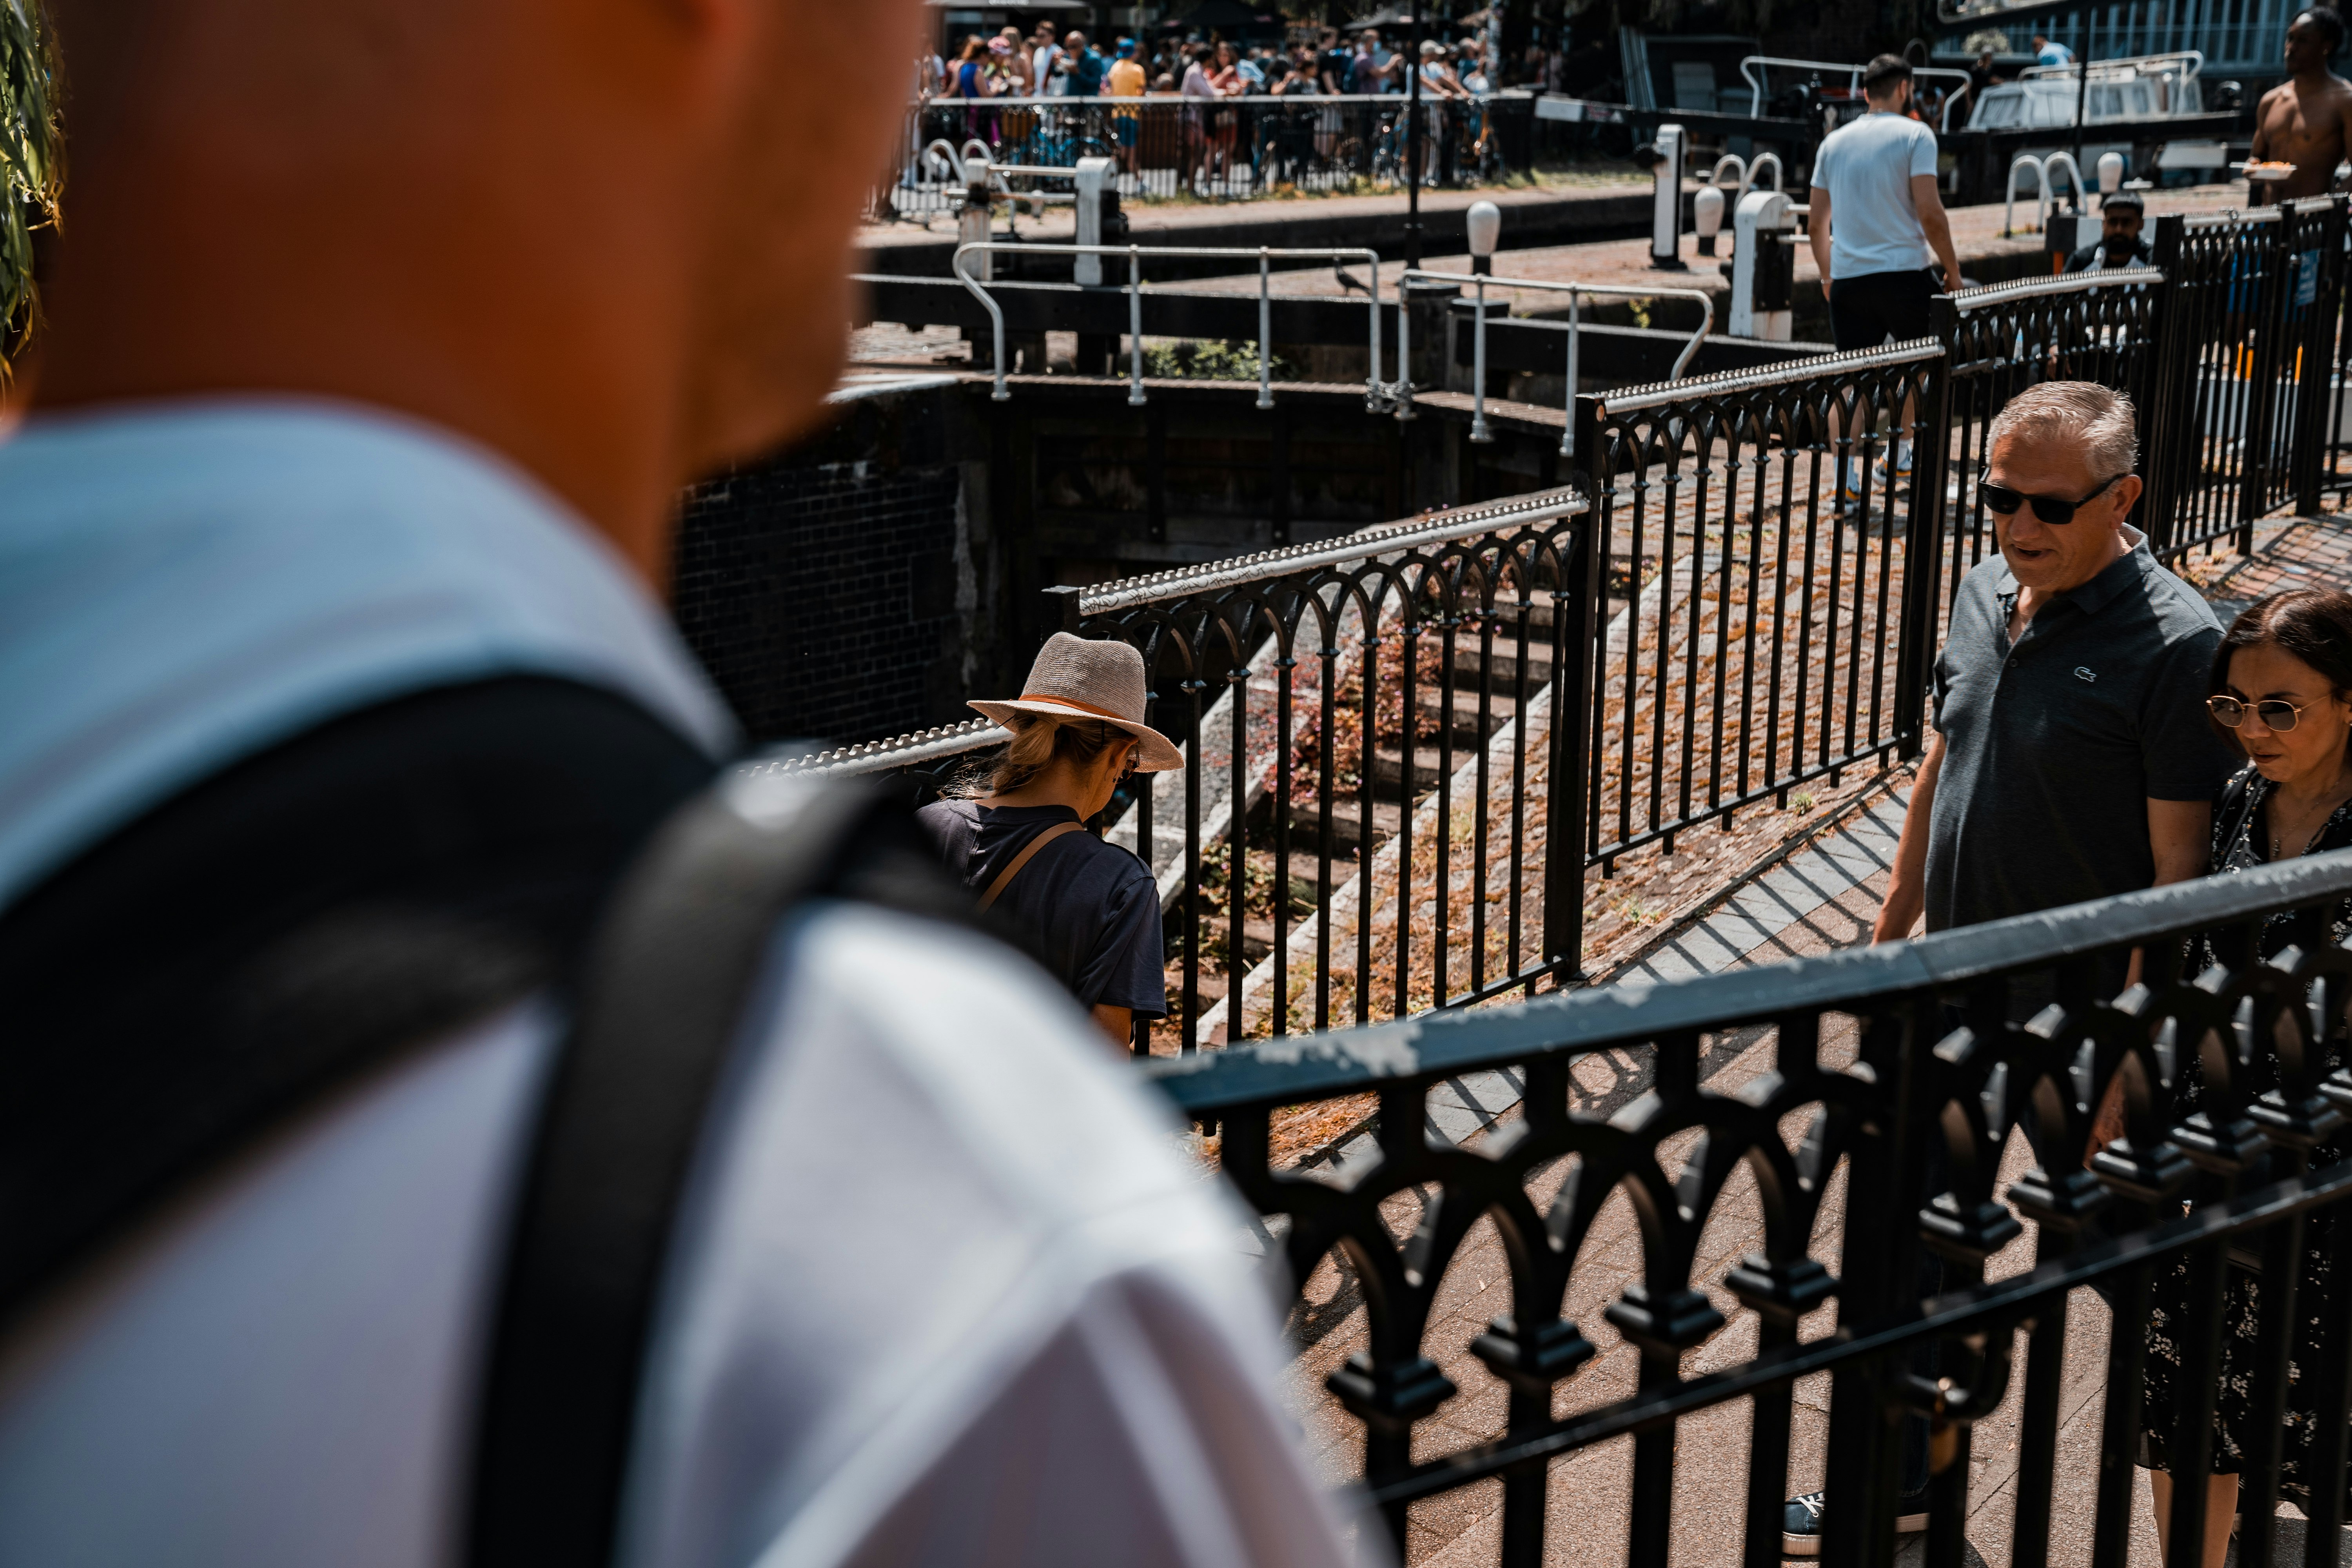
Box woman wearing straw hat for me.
[920,634,1183,1047]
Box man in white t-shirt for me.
[0,0,1366,1565]
[1807,53,1961,353]
[1806,53,1962,504]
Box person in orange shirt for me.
[1107,37,1147,175]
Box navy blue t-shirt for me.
[917,800,1168,1017]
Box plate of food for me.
[2240,159,2299,181]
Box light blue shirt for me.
[0,397,1355,1568]
[2037,39,2075,65]
[0,399,734,912]
[1810,110,1941,279]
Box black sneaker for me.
[1780,1488,1929,1555]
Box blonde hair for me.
[958,713,1130,797]
[1987,381,2139,482]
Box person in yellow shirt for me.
[1107,38,1147,174]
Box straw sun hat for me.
[969,633,1184,772]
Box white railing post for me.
[1562,288,1579,457]
[1470,273,1493,443]
[1128,245,1145,406]
[951,242,1010,402]
[1258,248,1274,410]
[2005,155,2048,237]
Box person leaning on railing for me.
[1784,382,2243,1557]
[2127,587,2352,1568]
[919,634,1181,1049]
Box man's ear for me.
[2112,472,2146,520]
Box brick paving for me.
[1276,511,2352,1567]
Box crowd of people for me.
[923,22,1497,100]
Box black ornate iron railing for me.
[1572,338,1946,873]
[749,487,1597,1052]
[2149,199,2350,560]
[885,94,1535,212]
[1149,847,2352,1568]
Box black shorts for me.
[1828,268,1938,352]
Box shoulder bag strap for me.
[468,774,966,1567]
[976,819,1086,913]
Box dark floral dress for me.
[2138,766,2352,1514]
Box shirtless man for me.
[2250,6,2352,201]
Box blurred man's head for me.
[1862,53,1913,109]
[36,0,925,580]
[2288,7,2345,71]
[2101,192,2145,259]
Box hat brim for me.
[968,698,1185,772]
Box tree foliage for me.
[2,0,58,368]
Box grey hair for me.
[1986,381,2139,481]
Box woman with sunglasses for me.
[2132,586,2352,1568]
[919,633,1182,1049]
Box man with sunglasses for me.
[1784,383,2236,1559]
[1875,381,2236,972]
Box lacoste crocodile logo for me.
[2075,667,2098,683]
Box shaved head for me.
[33,0,924,581]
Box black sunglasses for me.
[1977,469,2124,525]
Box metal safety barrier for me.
[1394,266,1715,450]
[949,239,1387,409]
[884,93,1536,214]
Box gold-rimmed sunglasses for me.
[2208,694,2316,731]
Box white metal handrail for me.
[1704,151,1783,209]
[1395,268,1714,455]
[2017,49,2205,84]
[2005,153,2084,237]
[1737,55,1970,116]
[948,241,1387,410]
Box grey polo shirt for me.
[1926,529,2235,937]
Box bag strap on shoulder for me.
[976,819,1085,912]
[467,773,966,1567]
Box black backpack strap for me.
[0,676,715,1325]
[466,773,973,1568]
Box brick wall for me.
[673,388,988,747]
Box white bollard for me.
[960,155,994,283]
[1695,185,1725,258]
[1729,188,1793,339]
[1650,123,1686,270]
[1073,157,1113,285]
[1466,199,1501,275]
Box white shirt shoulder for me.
[0,903,1358,1568]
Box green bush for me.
[1141,339,1294,382]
